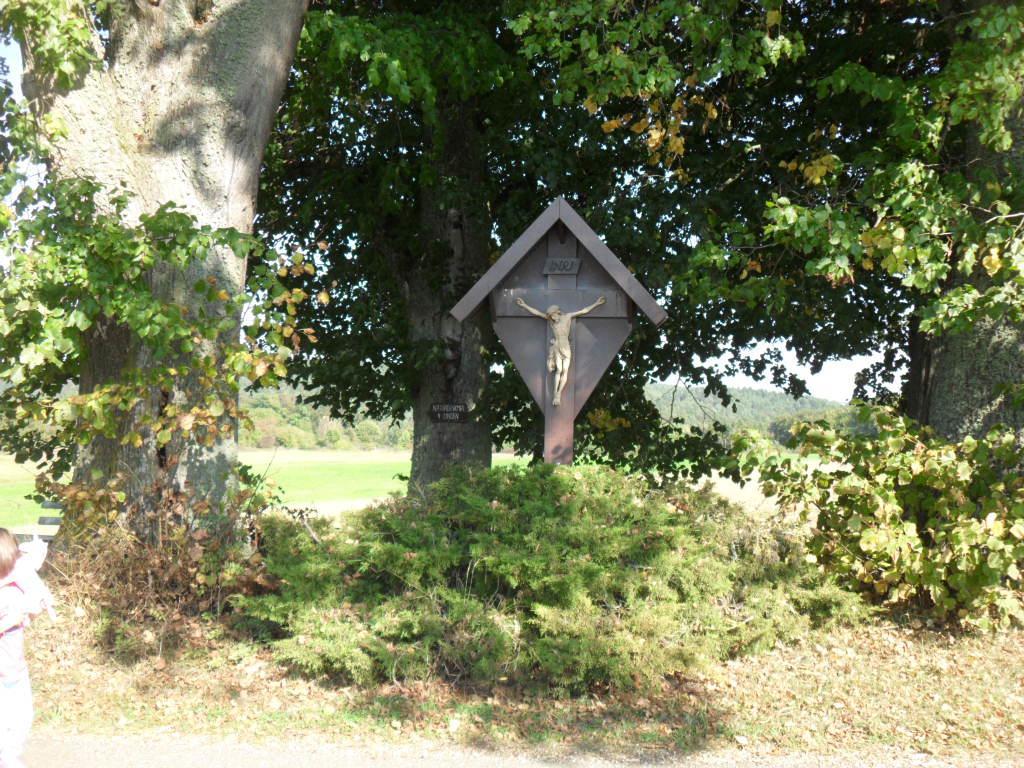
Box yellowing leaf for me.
[766,9,782,26]
[317,291,331,305]
[583,97,598,115]
[647,126,666,150]
[983,248,1003,277]
[601,119,622,133]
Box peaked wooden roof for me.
[449,197,668,327]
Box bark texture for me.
[915,315,1024,441]
[407,104,493,489]
[20,0,307,518]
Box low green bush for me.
[739,405,1024,629]
[235,464,864,692]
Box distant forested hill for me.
[239,382,846,451]
[644,382,846,440]
[0,380,845,452]
[240,386,413,450]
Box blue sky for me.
[0,38,873,402]
[1,39,20,97]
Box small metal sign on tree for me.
[450,198,667,464]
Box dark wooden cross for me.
[450,198,667,464]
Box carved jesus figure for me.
[516,295,606,406]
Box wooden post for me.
[543,228,577,464]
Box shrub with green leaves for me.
[235,464,863,692]
[739,406,1024,630]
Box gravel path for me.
[23,732,1023,768]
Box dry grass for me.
[707,624,1024,754]
[24,585,1024,758]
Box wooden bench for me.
[13,501,62,544]
[35,500,62,541]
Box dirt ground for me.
[23,732,1023,768]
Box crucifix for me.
[514,294,606,406]
[450,198,667,464]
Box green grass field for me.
[242,448,411,509]
[0,449,522,530]
[0,454,43,528]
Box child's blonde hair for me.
[0,528,19,581]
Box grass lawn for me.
[240,448,411,507]
[0,454,43,528]
[244,448,520,507]
[0,449,524,529]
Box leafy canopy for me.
[259,0,895,476]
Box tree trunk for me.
[909,0,1024,441]
[20,0,307,522]
[903,318,933,425]
[407,104,493,490]
[917,316,1024,441]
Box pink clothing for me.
[0,579,30,768]
[0,582,28,684]
[2,561,53,620]
[0,545,52,768]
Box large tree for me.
[259,0,916,486]
[258,2,672,486]
[1,1,308,521]
[905,0,1024,440]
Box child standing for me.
[0,528,53,768]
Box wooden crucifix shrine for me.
[450,198,667,464]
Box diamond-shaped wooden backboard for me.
[450,198,666,464]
